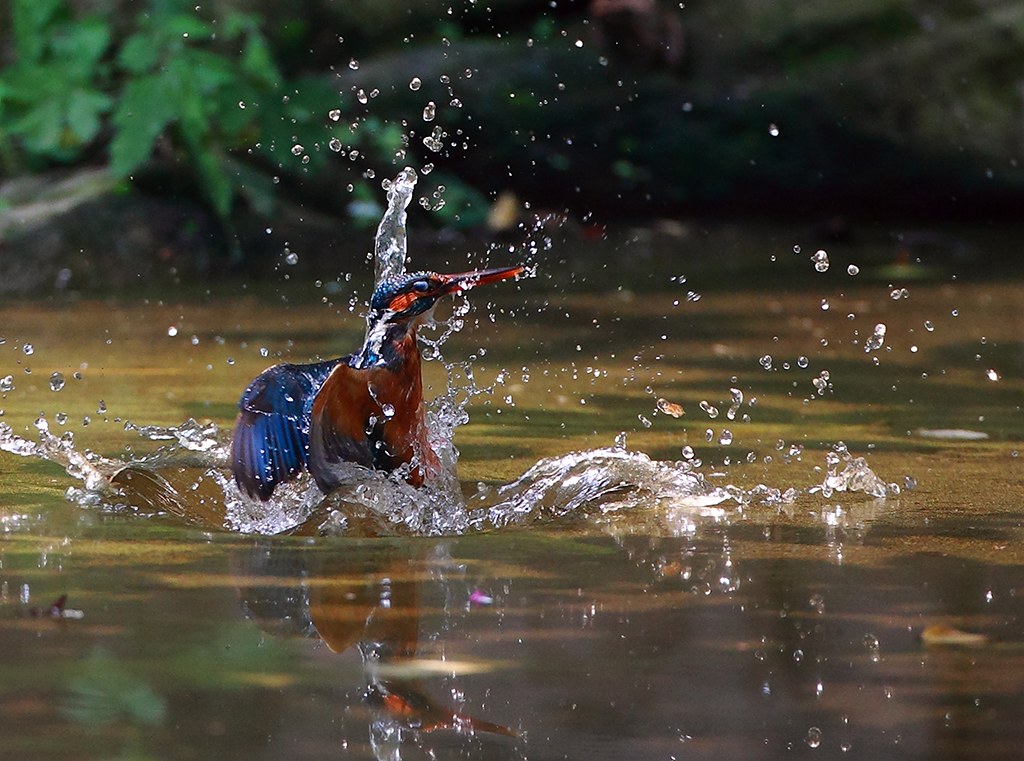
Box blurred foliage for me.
[2,0,1024,255]
[62,648,166,728]
[0,0,382,222]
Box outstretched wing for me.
[231,359,344,500]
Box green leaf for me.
[12,0,63,63]
[119,33,159,74]
[222,10,262,40]
[66,88,113,143]
[181,49,236,92]
[165,14,214,41]
[51,19,111,71]
[10,98,64,155]
[110,75,175,176]
[188,142,233,218]
[241,34,281,87]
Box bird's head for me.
[370,266,525,324]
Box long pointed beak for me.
[439,265,524,296]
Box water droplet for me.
[49,372,65,392]
[805,727,822,749]
[422,101,436,121]
[681,445,694,459]
[863,633,880,662]
[284,250,299,265]
[864,323,887,353]
[847,264,860,276]
[97,400,107,414]
[812,249,829,272]
[381,403,396,418]
[718,430,733,446]
[809,593,825,613]
[328,108,341,121]
[23,343,34,356]
[924,320,935,332]
[348,58,359,70]
[759,354,773,370]
[290,144,304,156]
[329,137,343,152]
[797,356,809,368]
[986,368,999,381]
[55,411,68,425]
[699,400,719,419]
[768,123,780,137]
[409,77,422,91]
[356,88,368,104]
[0,375,14,393]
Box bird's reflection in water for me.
[229,540,519,760]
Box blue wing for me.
[231,359,345,500]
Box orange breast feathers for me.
[308,333,440,489]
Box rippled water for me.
[1,221,1023,759]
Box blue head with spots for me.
[369,266,525,324]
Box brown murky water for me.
[1,226,1023,759]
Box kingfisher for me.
[231,266,524,500]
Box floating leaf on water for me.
[921,625,988,647]
[656,398,685,418]
[916,429,989,441]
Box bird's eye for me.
[413,280,430,292]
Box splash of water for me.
[0,417,118,498]
[0,167,898,536]
[374,167,417,284]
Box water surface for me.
[1,225,1023,759]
